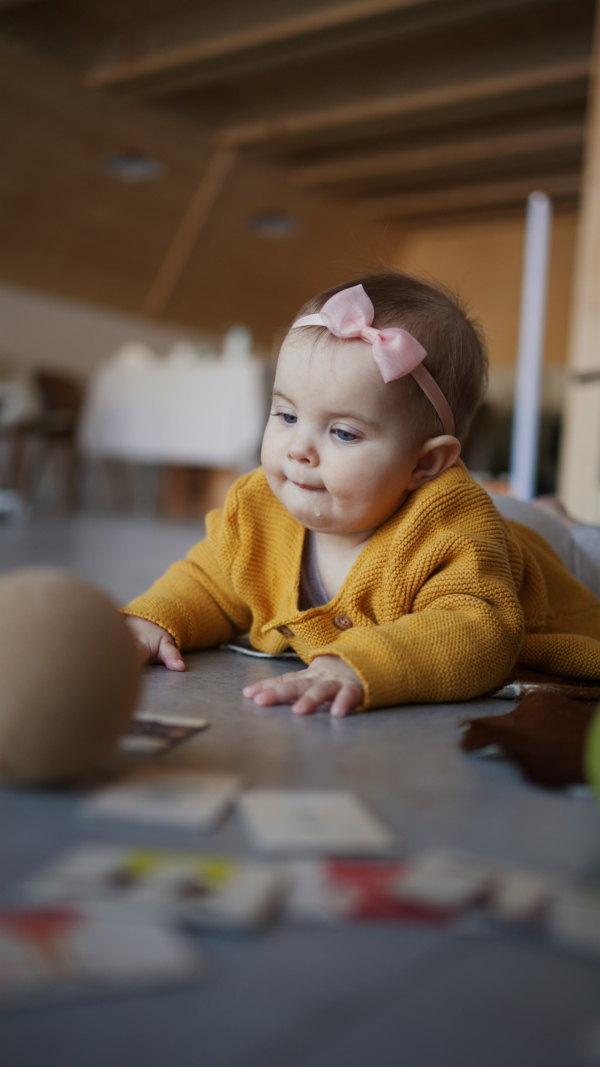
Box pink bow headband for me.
[290,284,455,437]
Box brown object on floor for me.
[460,691,597,789]
[491,667,600,702]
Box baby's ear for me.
[407,435,461,490]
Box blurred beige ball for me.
[0,568,141,786]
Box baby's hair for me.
[293,269,488,444]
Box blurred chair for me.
[24,370,84,510]
[0,365,41,515]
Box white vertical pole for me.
[509,191,553,500]
[558,2,600,523]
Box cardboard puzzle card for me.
[22,844,285,932]
[120,712,209,756]
[220,634,300,660]
[240,790,395,855]
[395,849,555,922]
[285,859,454,925]
[83,770,240,830]
[0,904,206,1010]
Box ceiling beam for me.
[362,171,581,218]
[142,148,237,320]
[216,58,590,148]
[87,0,440,90]
[0,0,41,10]
[293,123,585,186]
[86,0,550,101]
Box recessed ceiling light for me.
[249,213,300,239]
[103,152,165,183]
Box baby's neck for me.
[313,530,372,601]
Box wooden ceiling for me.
[0,0,594,342]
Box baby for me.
[124,271,600,714]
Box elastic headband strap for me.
[291,284,455,437]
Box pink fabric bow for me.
[290,283,455,436]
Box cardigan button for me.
[333,614,353,631]
[277,625,293,637]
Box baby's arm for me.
[243,655,364,717]
[125,616,186,671]
[304,582,524,711]
[122,496,253,655]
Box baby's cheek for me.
[259,431,273,472]
[261,436,278,479]
[262,466,282,500]
[328,467,365,505]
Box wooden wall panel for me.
[0,43,398,350]
[395,212,578,371]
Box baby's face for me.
[261,332,423,539]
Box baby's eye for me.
[332,427,358,442]
[275,412,297,425]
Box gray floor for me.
[1,514,600,1067]
[0,511,203,604]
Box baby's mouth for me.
[291,480,322,492]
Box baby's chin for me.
[276,488,330,528]
[268,478,361,534]
[286,501,359,536]
[286,499,328,527]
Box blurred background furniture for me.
[462,401,561,497]
[0,378,39,500]
[78,352,268,516]
[27,370,84,510]
[0,368,84,515]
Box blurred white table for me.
[78,356,267,469]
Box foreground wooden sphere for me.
[0,568,141,786]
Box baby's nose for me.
[287,430,318,464]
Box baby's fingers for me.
[242,672,362,716]
[329,683,364,718]
[157,636,186,672]
[291,680,361,716]
[243,671,303,699]
[245,677,308,707]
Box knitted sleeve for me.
[123,487,253,650]
[307,524,527,710]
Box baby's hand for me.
[242,655,363,717]
[124,616,186,672]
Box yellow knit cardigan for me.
[124,462,600,710]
